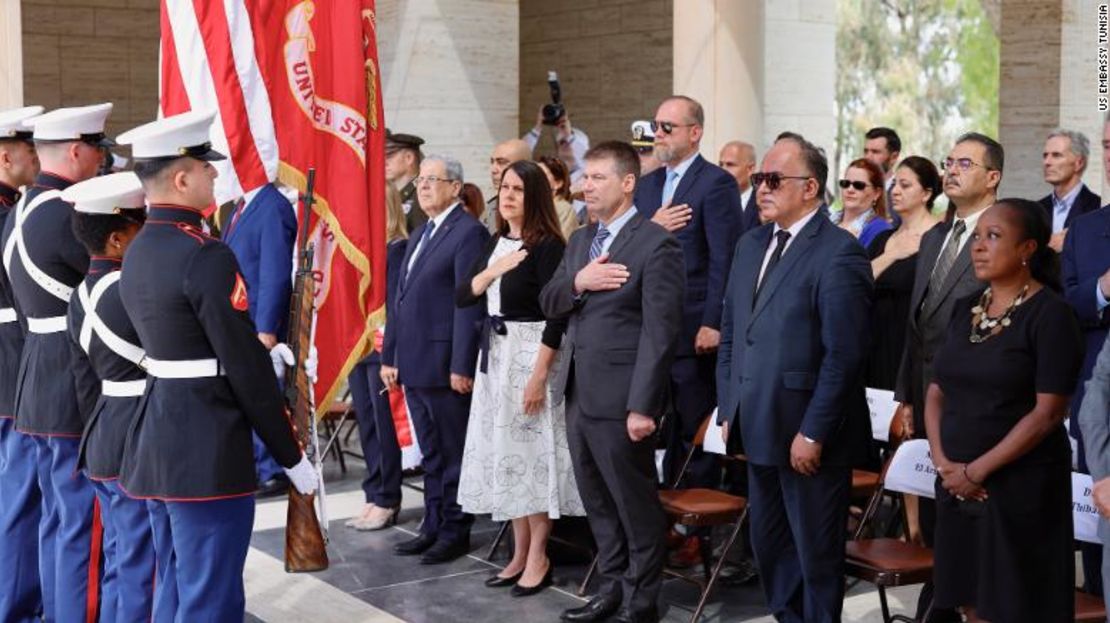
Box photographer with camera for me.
[524,72,590,193]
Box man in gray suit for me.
[1080,332,1110,608]
[541,141,684,623]
[895,132,1002,622]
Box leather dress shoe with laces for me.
[419,536,470,565]
[614,606,659,623]
[561,591,621,622]
[393,533,436,556]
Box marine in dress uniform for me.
[63,173,155,622]
[223,182,297,495]
[0,105,45,623]
[385,129,429,233]
[116,110,317,622]
[0,103,114,622]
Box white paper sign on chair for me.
[866,388,898,442]
[1073,472,1102,545]
[882,439,937,499]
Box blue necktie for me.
[662,169,679,205]
[407,220,435,274]
[589,224,610,261]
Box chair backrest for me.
[866,388,899,442]
[1073,472,1101,545]
[882,439,937,499]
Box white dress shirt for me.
[757,206,821,286]
[407,202,459,273]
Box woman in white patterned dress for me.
[456,160,584,597]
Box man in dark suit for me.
[1062,118,1110,596]
[1039,129,1099,252]
[718,140,761,235]
[381,154,488,564]
[632,96,740,495]
[223,181,297,495]
[541,141,684,623]
[717,137,873,623]
[895,132,1002,622]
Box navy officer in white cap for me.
[116,110,316,622]
[0,102,114,622]
[0,104,45,622]
[62,172,155,622]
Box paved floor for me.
[242,452,926,622]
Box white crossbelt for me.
[145,357,224,379]
[0,308,16,324]
[2,190,74,303]
[102,379,146,397]
[27,315,66,334]
[77,272,147,369]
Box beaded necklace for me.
[969,283,1030,344]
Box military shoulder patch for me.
[230,273,249,312]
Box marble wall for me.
[378,0,519,199]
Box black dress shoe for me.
[614,606,659,623]
[393,533,436,556]
[561,592,621,622]
[419,536,470,564]
[510,567,553,597]
[256,474,290,498]
[484,571,522,588]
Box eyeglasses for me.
[415,175,454,185]
[941,157,992,172]
[838,179,870,191]
[650,120,696,135]
[750,172,812,191]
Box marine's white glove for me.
[270,343,295,380]
[270,343,318,383]
[304,346,318,384]
[284,454,319,495]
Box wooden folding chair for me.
[844,439,935,623]
[579,413,747,623]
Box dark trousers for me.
[166,496,254,623]
[405,386,473,542]
[748,463,850,623]
[663,354,717,488]
[566,401,666,614]
[348,355,402,508]
[0,418,42,622]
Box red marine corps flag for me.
[160,0,388,415]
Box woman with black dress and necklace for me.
[456,160,584,597]
[925,198,1083,622]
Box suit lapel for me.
[750,214,824,321]
[405,206,461,283]
[670,155,705,206]
[605,212,644,262]
[910,222,947,315]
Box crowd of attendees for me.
[352,94,1110,622]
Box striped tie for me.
[923,219,966,311]
[589,224,610,261]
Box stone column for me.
[0,0,22,109]
[672,0,836,162]
[377,0,519,198]
[998,0,1103,199]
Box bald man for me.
[719,141,759,234]
[484,139,532,232]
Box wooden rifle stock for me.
[284,168,329,573]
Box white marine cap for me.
[0,106,45,141]
[630,120,655,148]
[117,110,226,162]
[25,103,115,146]
[61,172,146,215]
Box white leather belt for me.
[0,308,16,324]
[27,315,66,334]
[102,379,146,397]
[145,357,224,379]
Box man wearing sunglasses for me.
[718,137,873,623]
[632,96,741,506]
[895,132,1001,623]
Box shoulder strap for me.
[4,190,72,302]
[77,272,146,367]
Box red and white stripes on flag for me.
[159,0,279,202]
